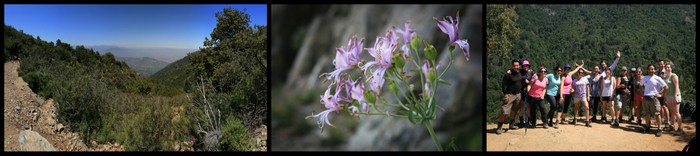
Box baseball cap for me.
[622,66,628,71]
[522,60,530,66]
[564,64,571,69]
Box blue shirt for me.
[545,73,561,96]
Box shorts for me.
[573,97,586,104]
[642,96,661,116]
[502,94,522,115]
[602,96,611,101]
[664,94,682,104]
[658,97,666,106]
[613,95,623,109]
[634,94,643,102]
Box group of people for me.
[496,51,685,137]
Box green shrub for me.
[218,116,253,151]
[681,100,695,119]
[23,71,49,95]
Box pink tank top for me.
[561,76,573,95]
[529,77,548,98]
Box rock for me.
[48,118,56,126]
[55,124,64,132]
[19,130,57,151]
[15,106,20,111]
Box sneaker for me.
[585,120,592,127]
[601,117,608,124]
[560,120,566,124]
[675,128,686,136]
[663,125,673,131]
[543,124,549,129]
[643,126,651,133]
[591,116,598,122]
[554,122,559,129]
[509,123,519,130]
[655,130,662,137]
[569,120,577,125]
[496,128,504,135]
[548,122,553,127]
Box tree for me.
[487,4,521,65]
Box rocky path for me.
[4,61,123,151]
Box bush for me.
[218,116,253,151]
[681,100,696,119]
[56,76,105,141]
[23,71,50,97]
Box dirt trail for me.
[486,116,695,151]
[4,61,123,151]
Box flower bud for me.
[424,41,437,62]
[410,35,421,52]
[388,80,399,95]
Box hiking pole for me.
[524,97,528,135]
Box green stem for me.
[392,70,419,103]
[389,82,411,111]
[425,121,442,151]
[439,49,454,79]
[353,112,407,118]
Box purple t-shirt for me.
[573,76,590,98]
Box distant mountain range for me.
[87,45,196,63]
[116,57,170,77]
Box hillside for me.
[4,7,267,151]
[486,5,696,123]
[116,57,169,77]
[150,57,193,91]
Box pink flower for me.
[435,12,470,61]
[434,12,459,44]
[349,78,369,113]
[422,60,432,96]
[310,82,347,128]
[393,20,416,58]
[328,36,365,82]
[455,39,470,61]
[362,30,398,95]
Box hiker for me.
[613,66,630,127]
[599,67,616,125]
[573,67,592,127]
[663,62,684,135]
[545,65,562,128]
[528,66,550,128]
[497,59,525,134]
[642,64,668,137]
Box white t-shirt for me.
[601,77,614,97]
[643,75,667,96]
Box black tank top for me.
[616,76,629,94]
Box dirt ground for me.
[486,115,695,151]
[4,61,122,151]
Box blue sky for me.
[4,4,267,49]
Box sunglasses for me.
[557,70,562,72]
